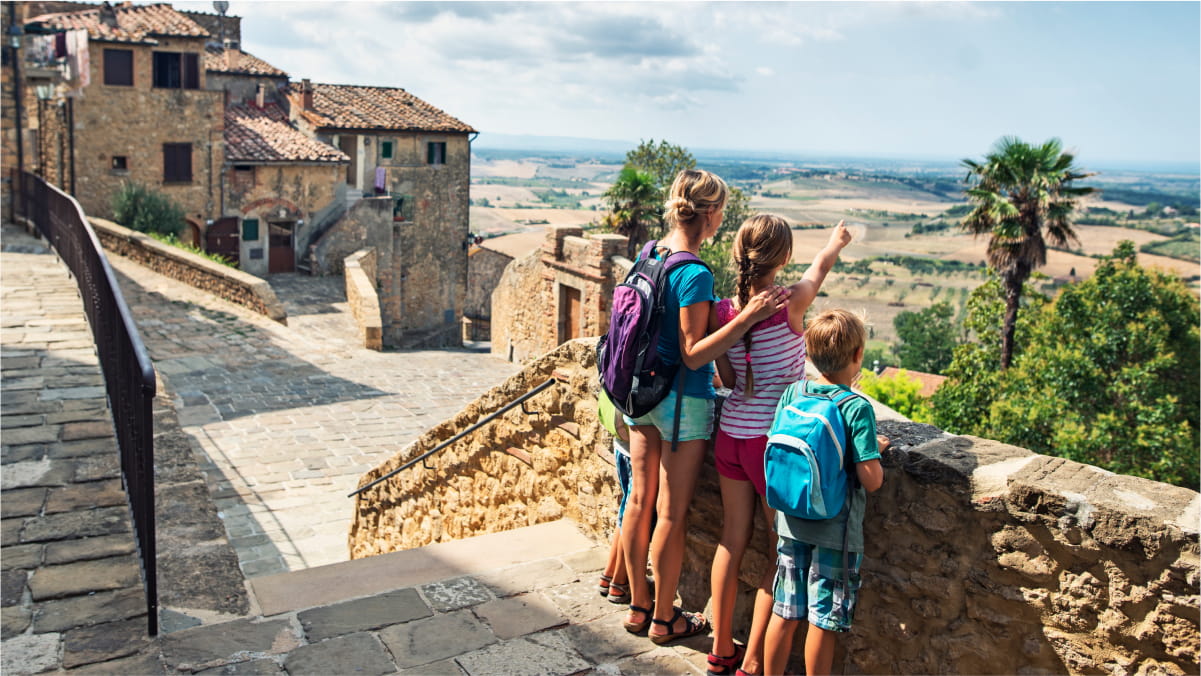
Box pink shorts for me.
[713,430,768,496]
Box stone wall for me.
[351,336,1199,675]
[343,248,382,351]
[464,244,514,341]
[90,217,286,323]
[310,196,392,277]
[489,225,627,363]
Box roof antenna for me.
[212,1,229,49]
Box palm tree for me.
[603,166,659,258]
[961,137,1094,369]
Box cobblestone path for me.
[106,257,521,577]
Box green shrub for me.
[858,369,934,423]
[145,232,235,268]
[111,182,185,236]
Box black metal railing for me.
[13,170,159,636]
[349,378,558,498]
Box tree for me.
[857,369,934,423]
[111,181,184,236]
[932,242,1199,488]
[892,302,960,374]
[602,166,658,258]
[625,139,696,200]
[961,137,1094,369]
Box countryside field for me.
[471,151,1200,353]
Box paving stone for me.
[27,555,141,601]
[33,586,147,633]
[606,645,703,675]
[41,386,106,401]
[74,453,122,481]
[558,616,658,665]
[194,657,285,674]
[474,559,582,598]
[541,577,627,625]
[67,649,168,674]
[1,604,31,639]
[157,544,249,616]
[378,609,496,669]
[0,631,60,674]
[281,632,395,676]
[559,546,608,574]
[1,486,46,518]
[44,479,126,514]
[420,576,494,611]
[1,457,73,489]
[1,518,24,546]
[44,533,137,565]
[48,437,119,459]
[62,420,116,441]
[1,568,27,606]
[473,592,568,640]
[0,543,42,570]
[298,588,431,641]
[1,442,50,463]
[20,505,131,544]
[44,407,110,425]
[1,414,43,428]
[0,425,60,445]
[62,616,153,669]
[159,618,300,671]
[397,657,466,675]
[160,608,203,634]
[455,631,590,676]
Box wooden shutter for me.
[183,53,199,89]
[103,49,133,86]
[163,143,192,183]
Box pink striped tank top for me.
[715,298,806,439]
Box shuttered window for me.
[153,52,200,89]
[163,143,192,183]
[103,49,133,86]
[427,141,446,165]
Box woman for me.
[620,169,790,644]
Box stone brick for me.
[474,559,581,598]
[61,420,116,441]
[0,631,60,674]
[20,505,131,543]
[1,605,31,639]
[67,650,167,675]
[194,657,284,674]
[0,543,42,570]
[454,632,589,676]
[1,568,27,606]
[378,609,496,669]
[62,616,153,669]
[44,479,127,514]
[1,457,73,489]
[0,424,60,445]
[159,618,299,671]
[419,576,493,612]
[1,442,49,463]
[73,453,122,482]
[298,588,431,642]
[1,486,46,518]
[27,555,141,601]
[43,533,136,565]
[48,437,119,459]
[472,592,568,640]
[33,587,146,633]
[283,632,396,676]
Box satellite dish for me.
[213,1,229,15]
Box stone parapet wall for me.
[351,336,1199,674]
[344,248,382,351]
[89,217,286,324]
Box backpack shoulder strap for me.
[637,240,659,262]
[662,250,710,273]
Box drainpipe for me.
[8,6,24,176]
[67,96,74,195]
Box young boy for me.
[763,309,887,676]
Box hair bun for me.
[666,197,696,220]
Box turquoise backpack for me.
[763,381,860,520]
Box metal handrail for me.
[349,378,557,498]
[12,170,159,636]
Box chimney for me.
[255,83,265,108]
[99,2,118,28]
[224,43,235,70]
[301,78,313,110]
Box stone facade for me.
[465,244,514,342]
[490,225,628,363]
[351,336,1200,675]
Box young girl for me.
[620,170,791,644]
[706,215,850,675]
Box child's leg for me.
[738,501,778,675]
[763,615,799,676]
[709,474,757,660]
[649,436,708,635]
[601,529,621,587]
[621,424,661,624]
[803,624,838,676]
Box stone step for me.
[248,519,596,616]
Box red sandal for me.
[707,643,746,675]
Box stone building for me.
[464,242,515,342]
[491,225,628,363]
[287,82,477,347]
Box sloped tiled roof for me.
[29,3,209,45]
[204,46,288,78]
[225,103,348,164]
[289,83,475,133]
[879,367,947,399]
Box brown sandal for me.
[623,603,653,634]
[649,606,709,644]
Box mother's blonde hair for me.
[664,169,728,231]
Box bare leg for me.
[709,475,757,660]
[621,424,661,625]
[763,615,799,676]
[739,500,778,675]
[804,624,837,676]
[648,437,708,637]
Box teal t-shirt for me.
[655,256,716,399]
[775,382,880,552]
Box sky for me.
[178,1,1201,170]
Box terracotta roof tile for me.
[225,103,348,164]
[879,367,947,399]
[30,3,209,45]
[288,83,475,133]
[204,46,288,78]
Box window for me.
[103,49,133,86]
[242,218,259,241]
[427,141,446,165]
[153,51,199,89]
[381,141,393,160]
[163,143,192,183]
[230,165,255,190]
[111,156,127,171]
[392,193,414,221]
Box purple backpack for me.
[597,240,708,421]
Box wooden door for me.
[559,285,581,344]
[268,221,295,274]
[205,217,239,266]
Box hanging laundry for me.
[374,166,386,193]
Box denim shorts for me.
[772,536,863,632]
[615,439,631,528]
[623,390,714,443]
